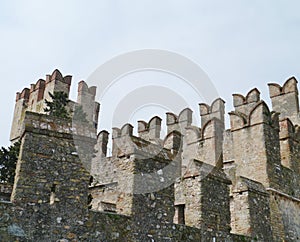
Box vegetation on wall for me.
[44,91,70,119]
[0,140,20,184]
[44,91,88,122]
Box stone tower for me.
[10,69,99,142]
[9,111,94,240]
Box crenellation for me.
[268,76,298,97]
[166,112,178,124]
[97,130,109,157]
[166,108,193,135]
[16,87,30,102]
[48,69,72,86]
[78,80,88,92]
[192,117,224,168]
[50,69,63,82]
[268,77,300,125]
[279,118,300,173]
[229,100,280,131]
[137,120,147,132]
[138,116,162,144]
[166,112,179,134]
[112,126,132,157]
[246,88,260,103]
[188,99,225,168]
[112,127,121,139]
[2,70,300,241]
[182,98,225,170]
[90,131,110,181]
[78,80,96,95]
[27,79,47,113]
[120,123,133,136]
[148,116,161,133]
[199,98,225,126]
[35,79,46,101]
[178,108,193,127]
[10,69,99,142]
[43,70,72,102]
[77,80,99,129]
[30,83,35,92]
[233,88,261,116]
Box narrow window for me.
[89,176,93,186]
[88,194,93,209]
[50,184,56,205]
[215,214,220,230]
[174,204,185,224]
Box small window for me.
[174,204,185,224]
[88,194,93,209]
[215,214,220,230]
[50,184,56,205]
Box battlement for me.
[138,116,162,143]
[110,122,177,161]
[233,88,260,106]
[77,80,100,129]
[78,80,97,96]
[3,71,300,241]
[268,76,298,97]
[106,104,224,159]
[16,69,72,102]
[268,77,300,125]
[199,98,225,125]
[10,69,100,142]
[229,101,280,131]
[15,88,30,102]
[166,108,193,134]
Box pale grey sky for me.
[1,0,300,146]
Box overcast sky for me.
[1,0,300,147]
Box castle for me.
[0,69,299,241]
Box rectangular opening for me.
[174,204,185,224]
[50,184,56,205]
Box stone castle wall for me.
[0,70,299,241]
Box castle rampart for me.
[1,70,299,241]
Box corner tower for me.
[10,70,100,142]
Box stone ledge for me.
[266,188,300,203]
[21,111,96,140]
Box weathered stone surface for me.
[2,70,300,241]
